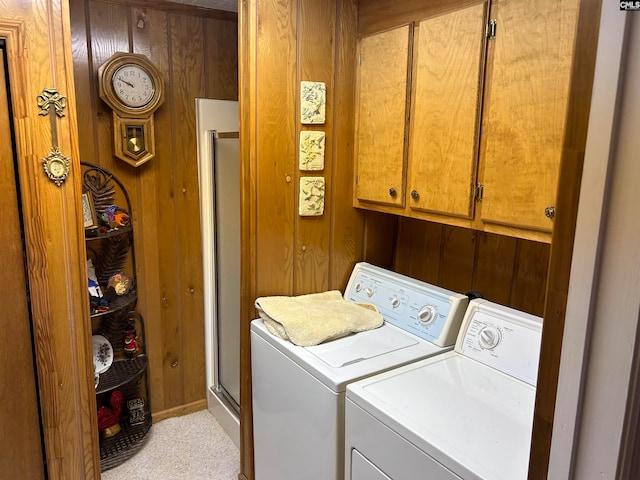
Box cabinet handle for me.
[410,190,419,200]
[389,187,397,198]
[545,206,555,219]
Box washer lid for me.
[305,325,418,367]
[251,319,449,391]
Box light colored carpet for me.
[102,409,240,480]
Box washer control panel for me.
[344,262,468,347]
[457,299,543,386]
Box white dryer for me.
[345,299,543,480]
[251,262,469,480]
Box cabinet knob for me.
[388,187,397,198]
[545,206,555,219]
[410,190,419,200]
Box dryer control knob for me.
[365,288,374,297]
[479,326,501,350]
[391,297,400,308]
[418,305,437,325]
[354,283,362,292]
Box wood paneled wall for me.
[70,0,238,418]
[239,0,363,478]
[393,218,549,316]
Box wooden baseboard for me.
[152,399,208,423]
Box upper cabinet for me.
[354,25,411,207]
[478,0,579,236]
[407,3,487,219]
[353,0,580,243]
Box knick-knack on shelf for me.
[97,390,124,438]
[123,322,138,358]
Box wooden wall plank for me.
[151,12,185,409]
[362,211,397,269]
[89,1,130,176]
[69,0,97,164]
[438,225,475,293]
[254,0,297,298]
[204,17,238,100]
[330,0,364,291]
[394,217,443,284]
[238,0,257,476]
[393,216,413,273]
[511,240,550,317]
[295,0,335,295]
[170,12,207,405]
[472,232,517,305]
[131,6,170,414]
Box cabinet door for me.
[479,0,579,233]
[408,3,487,218]
[354,25,410,207]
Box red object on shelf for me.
[97,390,124,430]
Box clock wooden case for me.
[98,52,165,167]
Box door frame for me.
[549,5,640,478]
[1,3,99,478]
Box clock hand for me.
[118,76,135,88]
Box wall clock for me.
[98,52,165,167]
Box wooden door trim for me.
[238,0,257,478]
[528,0,602,477]
[1,8,99,479]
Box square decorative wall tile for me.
[299,177,326,216]
[299,131,326,171]
[300,81,326,124]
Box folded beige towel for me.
[255,290,383,346]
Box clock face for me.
[49,159,65,176]
[112,64,156,108]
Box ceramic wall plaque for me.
[299,131,326,171]
[299,177,326,216]
[300,81,326,124]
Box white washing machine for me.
[345,299,542,480]
[251,262,470,480]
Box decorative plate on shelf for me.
[92,335,114,374]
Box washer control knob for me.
[479,326,501,350]
[391,297,400,308]
[418,305,437,325]
[365,288,374,297]
[354,283,362,292]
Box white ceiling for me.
[168,0,237,13]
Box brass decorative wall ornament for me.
[42,146,71,187]
[38,88,70,186]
